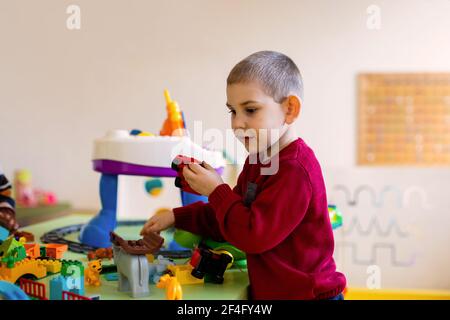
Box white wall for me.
[1,0,450,290]
[1,0,450,208]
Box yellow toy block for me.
[167,264,204,285]
[0,258,47,283]
[37,259,62,274]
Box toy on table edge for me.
[110,231,163,298]
[156,274,182,300]
[0,234,72,284]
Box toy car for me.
[189,243,233,284]
[171,155,205,195]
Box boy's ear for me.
[283,95,301,124]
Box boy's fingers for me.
[202,162,214,171]
[187,163,203,174]
[182,166,196,179]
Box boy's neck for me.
[258,126,298,162]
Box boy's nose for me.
[232,116,247,131]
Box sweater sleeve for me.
[173,167,247,242]
[208,160,313,254]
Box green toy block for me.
[61,260,84,278]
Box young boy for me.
[141,51,346,300]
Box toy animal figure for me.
[156,274,182,300]
[87,247,113,261]
[84,259,102,287]
[148,255,175,284]
[110,232,163,298]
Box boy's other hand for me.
[140,209,175,236]
[182,161,224,196]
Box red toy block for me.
[171,155,205,195]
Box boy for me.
[141,51,346,300]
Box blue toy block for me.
[104,273,119,281]
[50,276,68,300]
[50,275,85,300]
[0,280,29,300]
[0,226,9,242]
[79,174,118,248]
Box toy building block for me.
[19,278,47,300]
[99,263,117,274]
[44,244,68,259]
[171,155,205,195]
[61,260,84,278]
[104,273,118,281]
[189,244,233,284]
[50,276,67,300]
[24,243,40,259]
[0,259,47,283]
[167,264,204,285]
[62,290,91,300]
[84,260,102,287]
[36,258,62,274]
[156,274,182,300]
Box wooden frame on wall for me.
[357,73,450,166]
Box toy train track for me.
[40,221,192,259]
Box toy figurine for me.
[156,274,182,300]
[84,259,102,287]
[160,89,186,136]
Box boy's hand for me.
[182,161,224,196]
[140,209,175,236]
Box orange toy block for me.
[45,244,68,259]
[24,244,40,259]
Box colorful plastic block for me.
[24,244,40,259]
[45,244,68,259]
[0,259,47,283]
[167,264,204,285]
[37,259,62,274]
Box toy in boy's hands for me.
[171,155,224,197]
[172,156,204,195]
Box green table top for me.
[21,214,249,300]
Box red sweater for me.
[174,137,346,300]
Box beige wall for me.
[1,0,450,208]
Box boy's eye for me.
[228,109,236,115]
[245,108,257,114]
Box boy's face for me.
[226,81,287,154]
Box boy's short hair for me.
[227,51,304,103]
